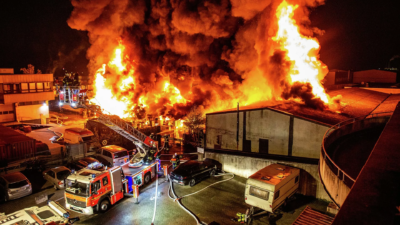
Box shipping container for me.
[0,124,36,162]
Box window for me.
[8,111,14,114]
[44,82,52,91]
[274,190,280,200]
[103,150,111,158]
[249,186,270,201]
[36,83,43,92]
[2,111,8,115]
[0,112,2,115]
[29,83,36,92]
[102,176,109,186]
[21,83,29,93]
[91,180,101,193]
[295,176,299,184]
[8,180,28,188]
[13,84,20,93]
[3,84,11,94]
[114,151,128,159]
[47,170,55,178]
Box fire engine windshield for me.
[65,179,90,197]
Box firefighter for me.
[164,134,170,153]
[171,153,180,169]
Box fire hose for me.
[167,171,235,225]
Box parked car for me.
[0,172,32,201]
[98,145,129,167]
[170,158,222,187]
[68,157,105,171]
[42,166,71,190]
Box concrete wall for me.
[206,112,243,151]
[205,152,330,201]
[320,116,391,207]
[16,104,49,122]
[292,118,329,158]
[353,70,396,84]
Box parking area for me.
[0,163,329,225]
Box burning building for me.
[67,0,339,122]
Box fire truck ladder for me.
[82,104,158,165]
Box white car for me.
[42,166,71,189]
[0,172,32,201]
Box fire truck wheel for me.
[99,199,110,212]
[189,179,196,187]
[144,173,151,184]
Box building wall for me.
[15,104,49,122]
[206,112,243,151]
[0,74,53,83]
[292,118,328,158]
[205,152,330,201]
[4,92,54,104]
[206,108,329,160]
[353,70,396,83]
[246,109,290,155]
[0,104,14,122]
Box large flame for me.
[273,0,329,103]
[88,0,332,121]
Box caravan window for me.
[295,176,299,183]
[249,186,269,201]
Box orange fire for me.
[89,0,333,120]
[273,0,329,104]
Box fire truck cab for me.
[65,166,127,214]
[64,161,158,215]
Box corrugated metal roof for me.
[292,206,334,225]
[0,124,34,144]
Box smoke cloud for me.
[68,0,327,119]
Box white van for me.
[99,145,129,167]
[63,128,94,144]
[245,164,300,213]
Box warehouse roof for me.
[0,124,34,145]
[207,88,399,126]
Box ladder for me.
[83,104,158,163]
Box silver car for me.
[0,172,32,201]
[42,166,71,190]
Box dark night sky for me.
[0,0,399,76]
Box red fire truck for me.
[64,161,158,215]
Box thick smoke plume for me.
[68,0,327,119]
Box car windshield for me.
[114,151,128,159]
[8,180,28,189]
[65,179,90,197]
[57,170,71,180]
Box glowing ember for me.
[273,0,329,104]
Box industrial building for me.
[205,87,400,201]
[0,68,54,123]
